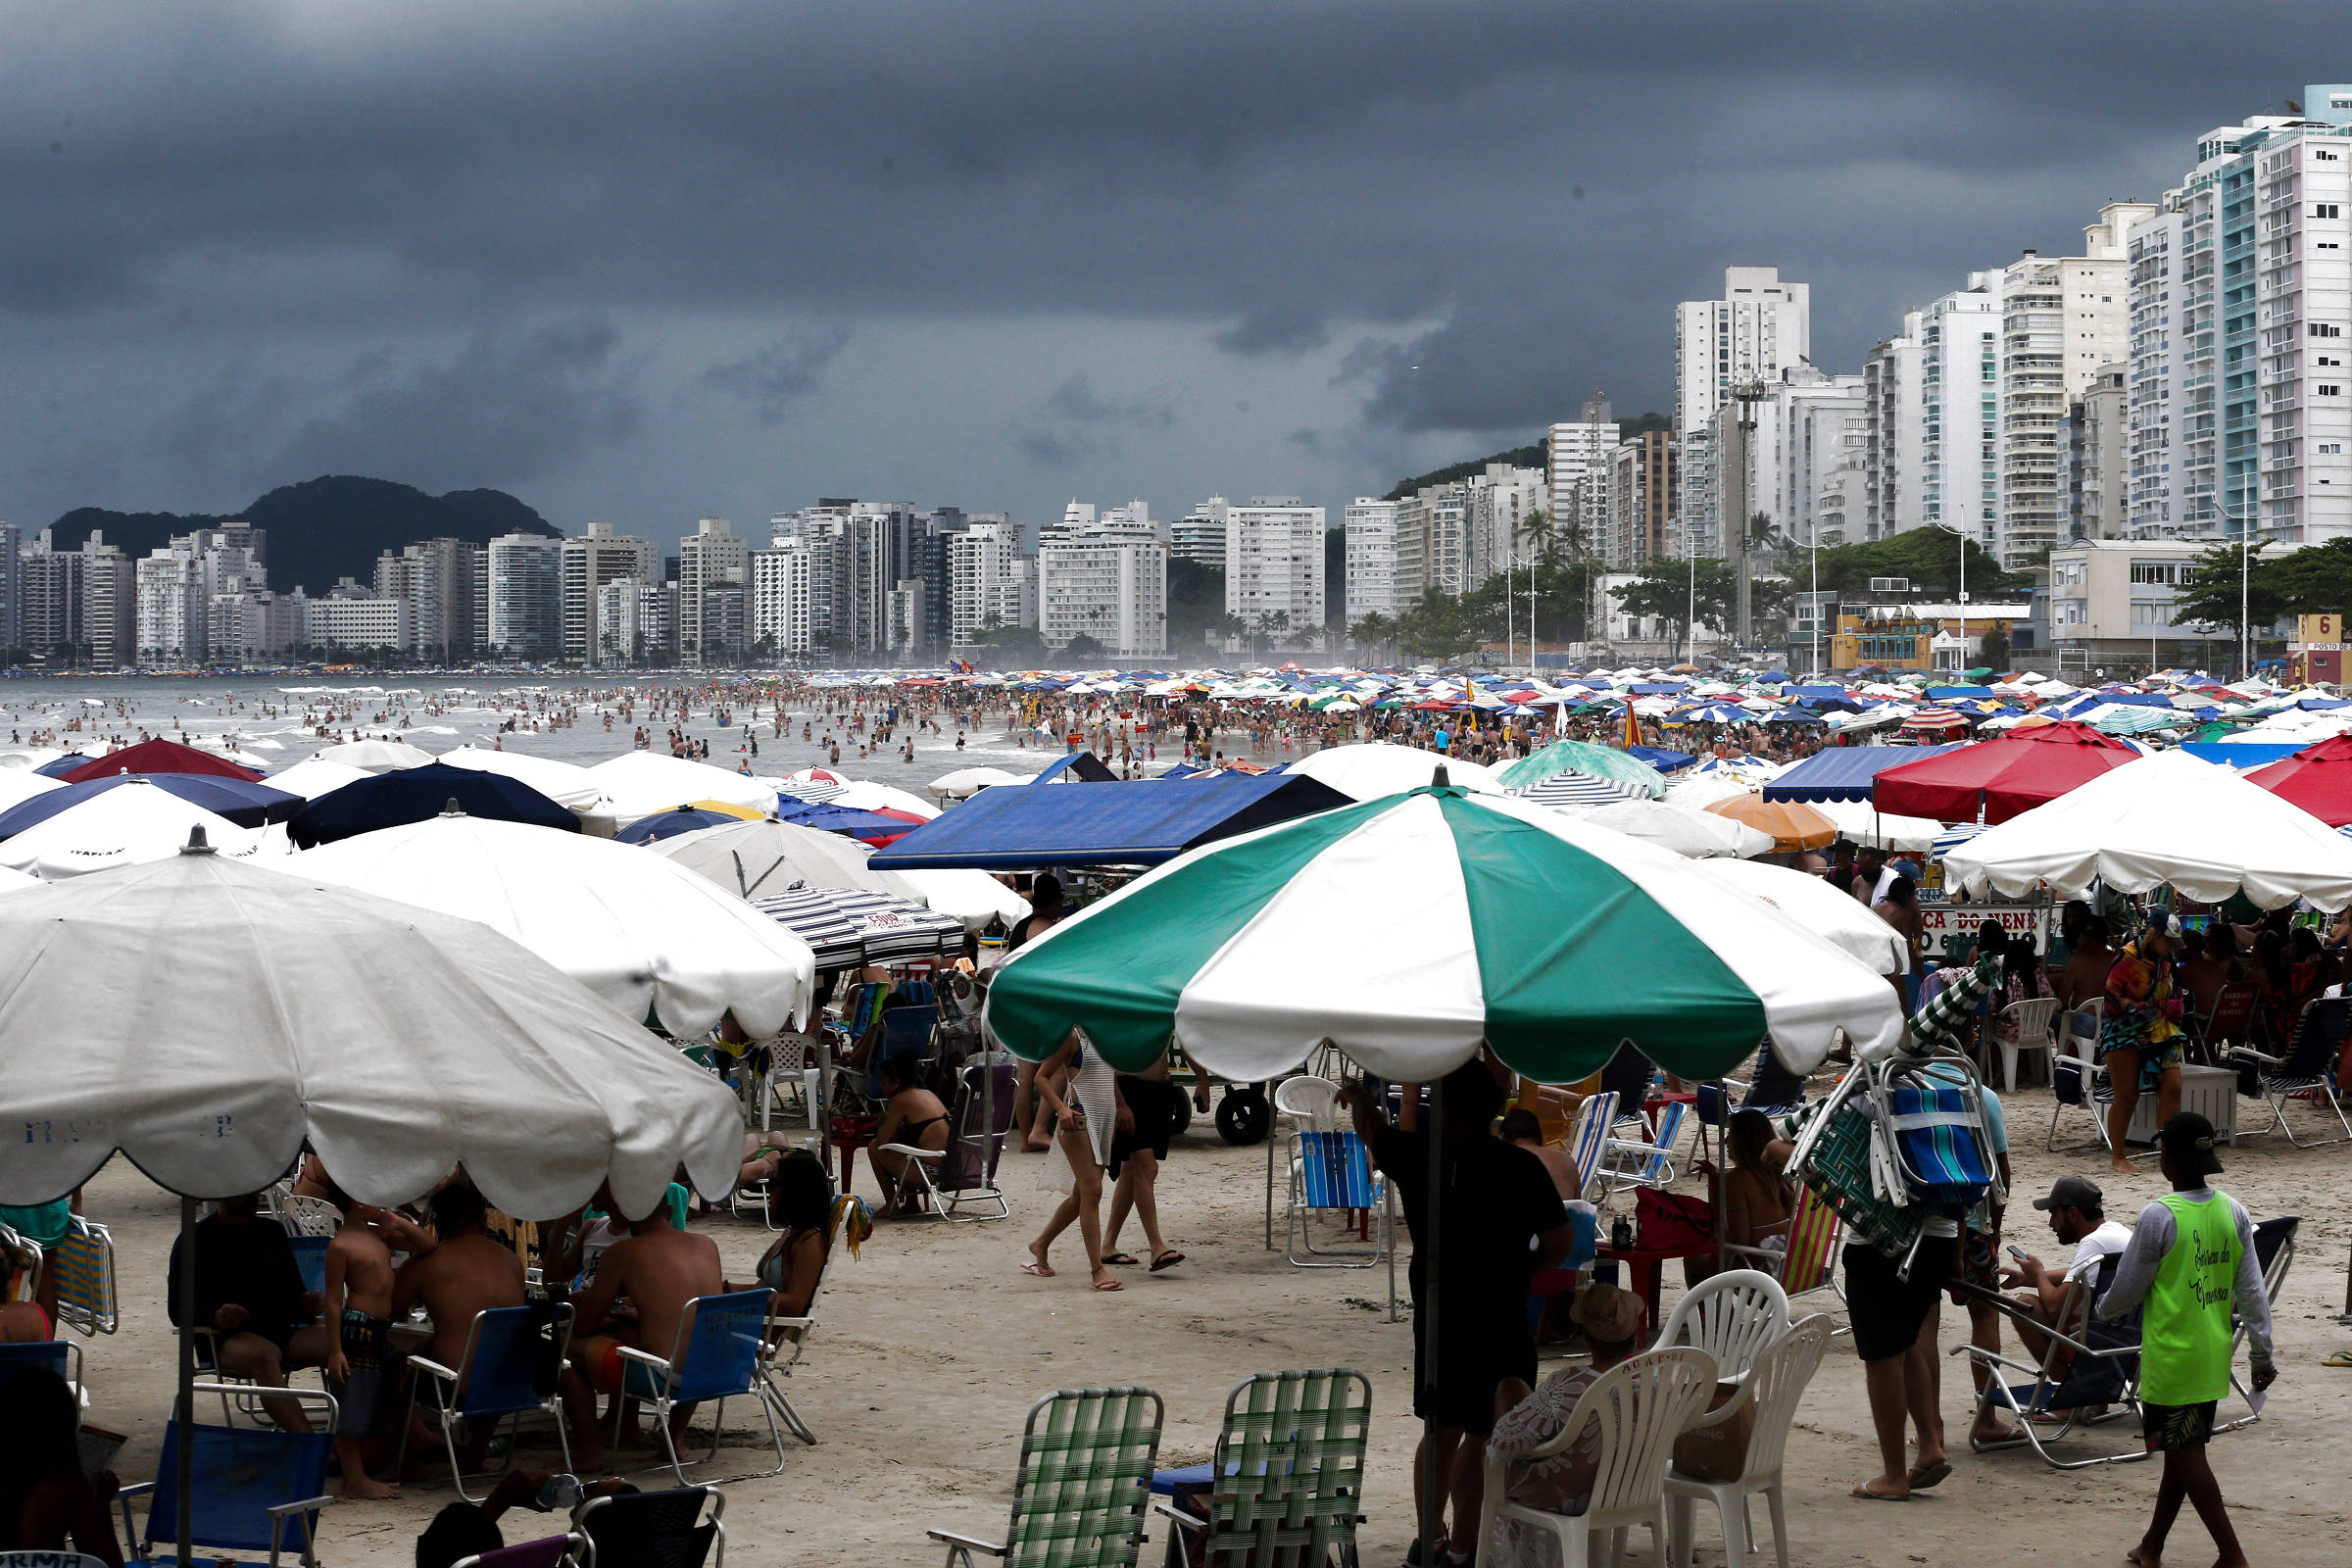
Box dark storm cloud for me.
[1012,374,1177,469]
[1,1,2344,509]
[701,327,853,425]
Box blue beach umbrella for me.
[0,772,303,839]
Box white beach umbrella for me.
[646,815,1026,932]
[436,744,613,815]
[1567,798,1777,858]
[259,758,375,801]
[1944,747,2352,909]
[586,750,779,823]
[1661,771,1754,811]
[0,778,271,879]
[0,842,745,1568]
[928,765,1031,799]
[827,779,940,819]
[0,864,37,896]
[1693,858,1911,975]
[295,813,814,1036]
[309,738,434,772]
[1285,742,1504,800]
[1804,798,1947,853]
[0,767,65,813]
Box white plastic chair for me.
[1656,1269,1789,1386]
[1476,1347,1717,1568]
[1665,1315,1833,1568]
[1988,996,2059,1094]
[277,1195,342,1239]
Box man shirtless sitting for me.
[558,1197,724,1472]
[392,1181,527,1478]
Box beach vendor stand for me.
[981,774,1904,1561]
[0,835,746,1568]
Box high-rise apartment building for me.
[0,522,18,656]
[20,531,83,660]
[80,533,136,668]
[1997,202,2154,567]
[1344,499,1401,625]
[135,547,206,664]
[1604,430,1677,569]
[486,532,563,661]
[1916,275,2005,545]
[1392,484,1469,601]
[306,595,417,655]
[1039,528,1167,657]
[2068,364,2131,539]
[2120,88,2352,544]
[561,523,658,665]
[1675,268,1811,556]
[1546,401,1619,556]
[1466,464,1549,587]
[374,537,481,662]
[947,522,1037,650]
[1863,311,1926,543]
[596,577,675,664]
[676,518,748,664]
[1170,505,1227,568]
[1223,498,1325,643]
[751,542,816,659]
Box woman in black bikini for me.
[868,1054,952,1215]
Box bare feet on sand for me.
[342,1474,400,1500]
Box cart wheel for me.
[1168,1089,1195,1138]
[1217,1084,1271,1146]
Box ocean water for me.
[0,672,1178,789]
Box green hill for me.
[47,475,560,594]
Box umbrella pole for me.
[1421,1077,1445,1564]
[175,1196,197,1568]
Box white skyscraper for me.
[1997,202,2153,567]
[1039,526,1167,658]
[1918,274,2005,545]
[677,517,749,664]
[2122,87,2352,544]
[1546,393,1619,556]
[486,532,563,661]
[561,522,658,665]
[1674,267,1811,556]
[1343,498,1400,625]
[948,521,1037,649]
[1222,497,1325,645]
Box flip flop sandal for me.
[1092,1277,1124,1292]
[1101,1252,1142,1266]
[1151,1250,1187,1272]
[2324,1349,2352,1368]
[1908,1460,1952,1490]
[1019,1261,1054,1278]
[1850,1482,1909,1501]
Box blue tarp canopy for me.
[868,770,1350,870]
[1625,745,1696,773]
[1029,750,1120,784]
[2178,742,2305,770]
[1925,686,2000,702]
[1760,743,1964,803]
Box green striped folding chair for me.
[929,1386,1165,1568]
[1152,1368,1371,1568]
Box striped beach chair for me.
[1150,1368,1371,1568]
[50,1215,119,1337]
[1564,1091,1620,1203]
[1604,1100,1689,1196]
[928,1387,1166,1568]
[1287,1130,1389,1269]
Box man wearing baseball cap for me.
[2097,1112,2276,1568]
[2002,1174,2133,1376]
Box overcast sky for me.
[0,2,2334,539]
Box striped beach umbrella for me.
[982,783,1904,1086]
[1495,740,1668,798]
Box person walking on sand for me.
[2099,1112,2276,1568]
[1023,1031,1124,1293]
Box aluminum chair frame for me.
[612,1290,789,1486]
[398,1302,575,1500]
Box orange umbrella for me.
[1703,791,1838,852]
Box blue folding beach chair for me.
[0,1337,85,1413]
[118,1392,339,1568]
[614,1290,788,1486]
[399,1303,574,1499]
[287,1234,328,1296]
[1286,1129,1389,1270]
[1604,1099,1689,1195]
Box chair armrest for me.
[614,1346,673,1370]
[2230,1048,2281,1066]
[407,1355,462,1385]
[925,1530,1009,1554]
[1150,1498,1203,1527]
[872,1143,944,1162]
[268,1495,338,1519]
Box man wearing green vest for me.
[2098,1112,2277,1568]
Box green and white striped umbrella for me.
[983,784,1904,1085]
[1495,740,1667,798]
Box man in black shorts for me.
[1102,1055,1184,1272]
[1845,1218,1958,1500]
[1344,1060,1573,1566]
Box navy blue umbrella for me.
[0,772,305,840]
[771,799,922,843]
[33,754,99,778]
[288,761,580,848]
[613,806,745,846]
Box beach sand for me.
[70,1083,2352,1567]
